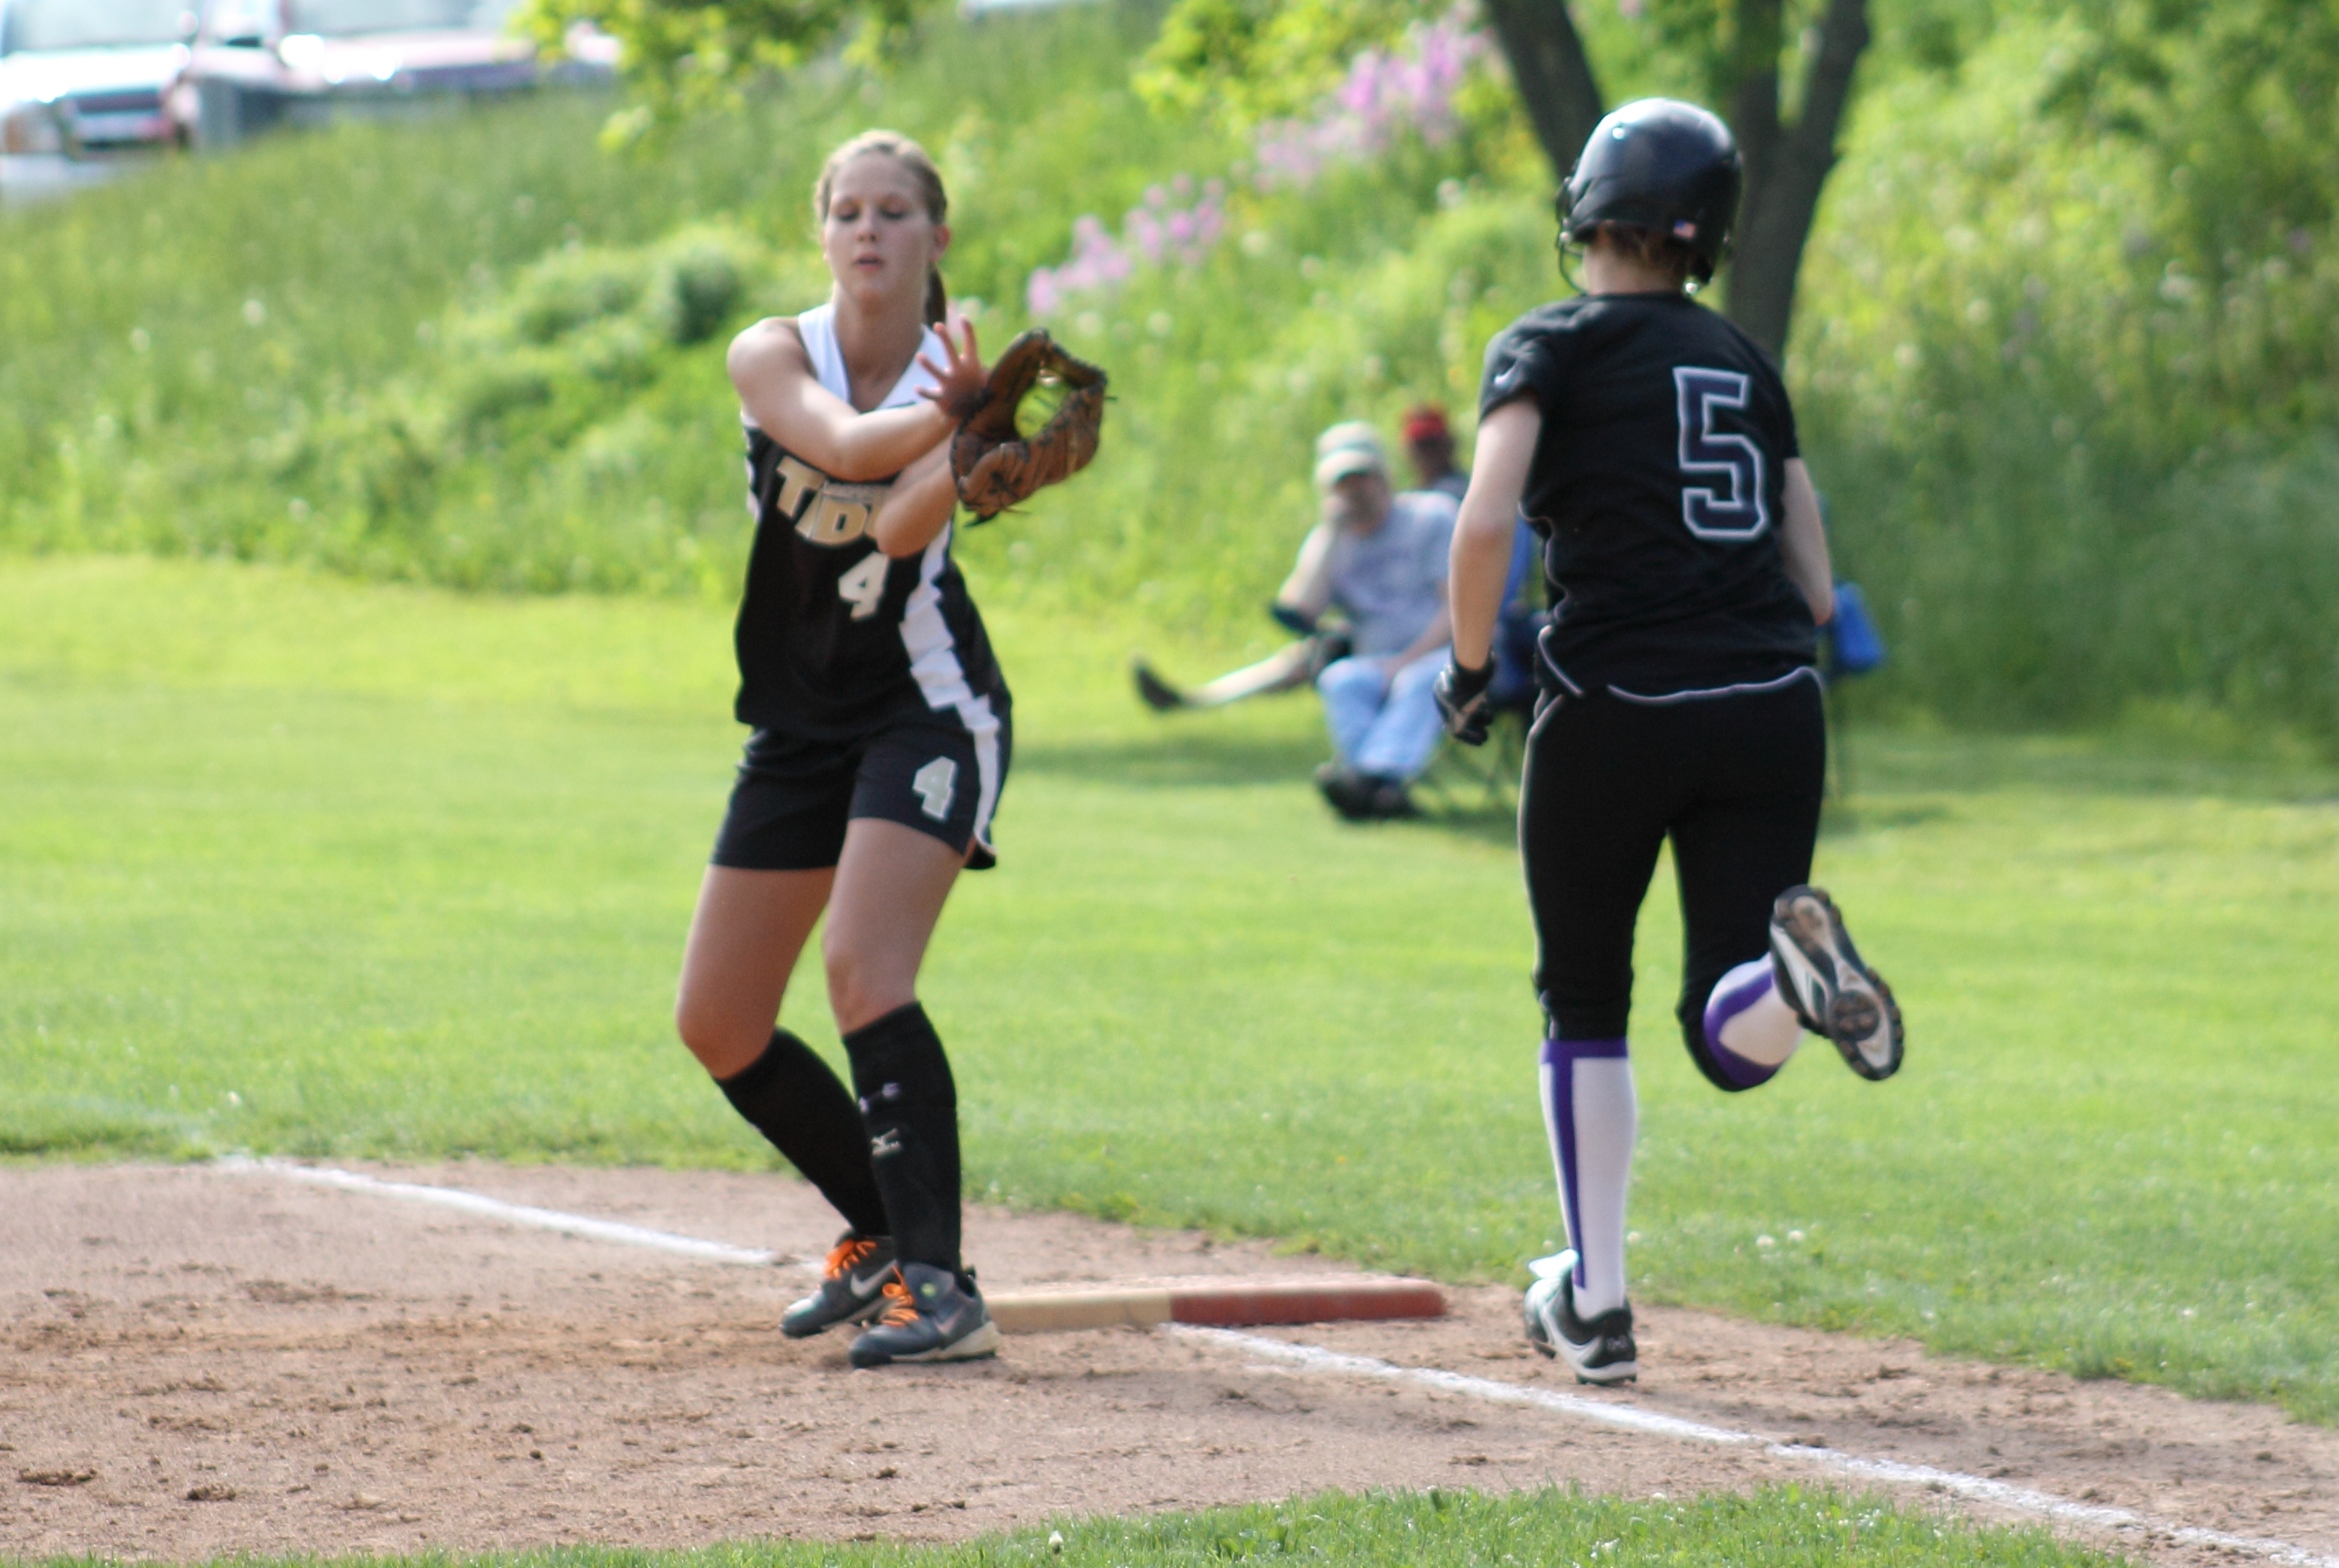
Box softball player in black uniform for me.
[676,130,1004,1368]
[1438,100,1906,1384]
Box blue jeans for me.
[1317,646,1451,779]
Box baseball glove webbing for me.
[951,329,1108,521]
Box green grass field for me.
[9,1487,2122,1568]
[2,555,2336,1443]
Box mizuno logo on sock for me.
[870,1130,902,1158]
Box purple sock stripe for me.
[1540,1036,1628,1064]
[1700,966,1784,1090]
[1541,1037,1626,1293]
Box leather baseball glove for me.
[951,329,1107,521]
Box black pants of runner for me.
[1519,673,1826,1091]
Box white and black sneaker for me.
[780,1233,896,1339]
[846,1262,1002,1368]
[1768,884,1904,1081]
[1522,1252,1637,1384]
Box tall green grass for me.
[1796,16,2339,743]
[5,1,2338,747]
[0,7,1200,588]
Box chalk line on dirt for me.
[1177,1327,2339,1568]
[215,1155,802,1270]
[216,1160,2336,1568]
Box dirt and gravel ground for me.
[2,1163,2332,1565]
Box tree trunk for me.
[1481,0,1606,182]
[1720,0,1869,357]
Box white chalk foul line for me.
[216,1156,793,1269]
[212,1160,2333,1568]
[1173,1327,2339,1568]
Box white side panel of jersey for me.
[899,523,1003,856]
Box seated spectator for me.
[1402,405,1470,502]
[1406,402,1545,708]
[1276,424,1459,821]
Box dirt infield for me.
[2,1164,2332,1565]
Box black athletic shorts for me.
[710,715,1009,873]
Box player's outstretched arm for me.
[1449,399,1539,670]
[1777,459,1836,625]
[728,316,973,483]
[868,441,960,558]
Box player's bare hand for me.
[918,315,988,424]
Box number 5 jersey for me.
[732,302,1009,742]
[1479,293,1817,701]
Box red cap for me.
[1401,405,1450,444]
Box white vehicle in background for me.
[0,0,197,203]
[181,0,615,148]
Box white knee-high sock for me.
[1538,1037,1637,1318]
[1703,956,1803,1088]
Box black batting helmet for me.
[1559,98,1743,283]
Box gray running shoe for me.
[1767,884,1904,1081]
[846,1262,1002,1368]
[1523,1252,1637,1385]
[780,1233,896,1339]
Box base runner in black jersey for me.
[1437,100,1906,1387]
[674,131,1059,1369]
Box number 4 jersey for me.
[1479,293,1817,700]
[732,302,1009,742]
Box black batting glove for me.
[1435,657,1495,746]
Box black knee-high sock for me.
[841,1002,960,1273]
[716,1029,890,1238]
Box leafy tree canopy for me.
[1133,0,1423,129]
[2047,0,2339,269]
[515,0,923,138]
[1135,0,1874,353]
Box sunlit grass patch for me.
[2,1487,2134,1568]
[2,556,2335,1423]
